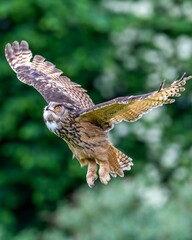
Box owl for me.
[5,41,192,187]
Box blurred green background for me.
[0,0,192,239]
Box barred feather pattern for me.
[78,75,192,128]
[109,145,133,178]
[5,40,192,187]
[5,41,94,109]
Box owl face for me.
[43,102,67,121]
[43,102,73,134]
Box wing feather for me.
[78,75,192,129]
[5,41,94,109]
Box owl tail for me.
[108,145,133,177]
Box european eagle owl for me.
[5,41,192,187]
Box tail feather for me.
[108,145,133,178]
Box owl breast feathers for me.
[5,41,192,187]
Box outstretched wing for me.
[77,75,192,130]
[5,41,94,110]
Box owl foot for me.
[86,160,98,188]
[86,174,98,188]
[99,162,111,185]
[99,173,111,185]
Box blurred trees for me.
[0,0,192,238]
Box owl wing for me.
[77,75,192,129]
[5,41,94,110]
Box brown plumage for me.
[5,40,192,187]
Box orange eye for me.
[55,105,62,111]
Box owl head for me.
[43,102,76,122]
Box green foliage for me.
[2,176,192,239]
[54,177,192,240]
[0,0,192,238]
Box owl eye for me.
[54,105,62,111]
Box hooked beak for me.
[45,106,54,113]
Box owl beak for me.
[45,106,54,112]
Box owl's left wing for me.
[77,75,192,129]
[5,41,93,110]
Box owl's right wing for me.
[5,41,94,110]
[77,75,192,130]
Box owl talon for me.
[99,162,111,185]
[86,160,98,188]
[86,175,98,188]
[100,173,111,185]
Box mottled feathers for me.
[5,41,93,109]
[78,75,191,129]
[5,41,191,124]
[5,40,192,187]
